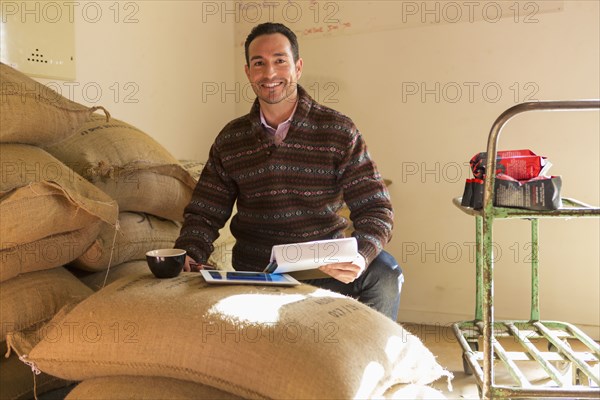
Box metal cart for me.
[452,100,600,399]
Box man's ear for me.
[244,64,250,80]
[295,58,303,80]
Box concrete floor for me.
[404,323,600,400]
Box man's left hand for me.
[319,255,366,284]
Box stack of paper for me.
[264,237,359,275]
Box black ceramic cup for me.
[146,249,186,279]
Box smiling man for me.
[175,22,404,320]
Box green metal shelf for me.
[452,100,600,399]
[453,197,600,219]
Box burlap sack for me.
[1,224,102,283]
[0,351,72,400]
[0,62,109,146]
[1,181,101,249]
[44,115,196,222]
[64,377,447,400]
[65,376,243,400]
[178,159,204,182]
[76,260,149,291]
[72,212,181,272]
[0,267,93,342]
[8,273,451,399]
[0,144,118,281]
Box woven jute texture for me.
[45,115,195,222]
[73,212,181,272]
[1,267,93,341]
[0,145,118,281]
[65,376,243,400]
[0,225,102,282]
[76,260,149,292]
[9,273,451,400]
[0,62,108,146]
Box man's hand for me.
[183,255,215,272]
[318,255,366,284]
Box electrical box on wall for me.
[1,2,75,80]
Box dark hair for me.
[244,22,299,65]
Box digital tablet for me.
[200,270,301,286]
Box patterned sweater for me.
[175,86,393,271]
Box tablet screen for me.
[201,270,300,286]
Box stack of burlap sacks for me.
[1,63,451,399]
[0,62,235,398]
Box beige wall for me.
[37,1,235,161]
[31,1,597,337]
[233,1,599,337]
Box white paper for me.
[266,237,359,274]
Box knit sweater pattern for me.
[175,85,393,272]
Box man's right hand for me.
[183,255,215,272]
[183,255,196,272]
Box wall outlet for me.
[1,2,75,80]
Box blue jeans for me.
[303,250,404,321]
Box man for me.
[175,22,403,320]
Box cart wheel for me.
[462,341,479,375]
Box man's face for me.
[245,33,303,105]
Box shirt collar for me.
[259,100,298,131]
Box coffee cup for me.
[146,249,186,279]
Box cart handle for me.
[483,100,600,213]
